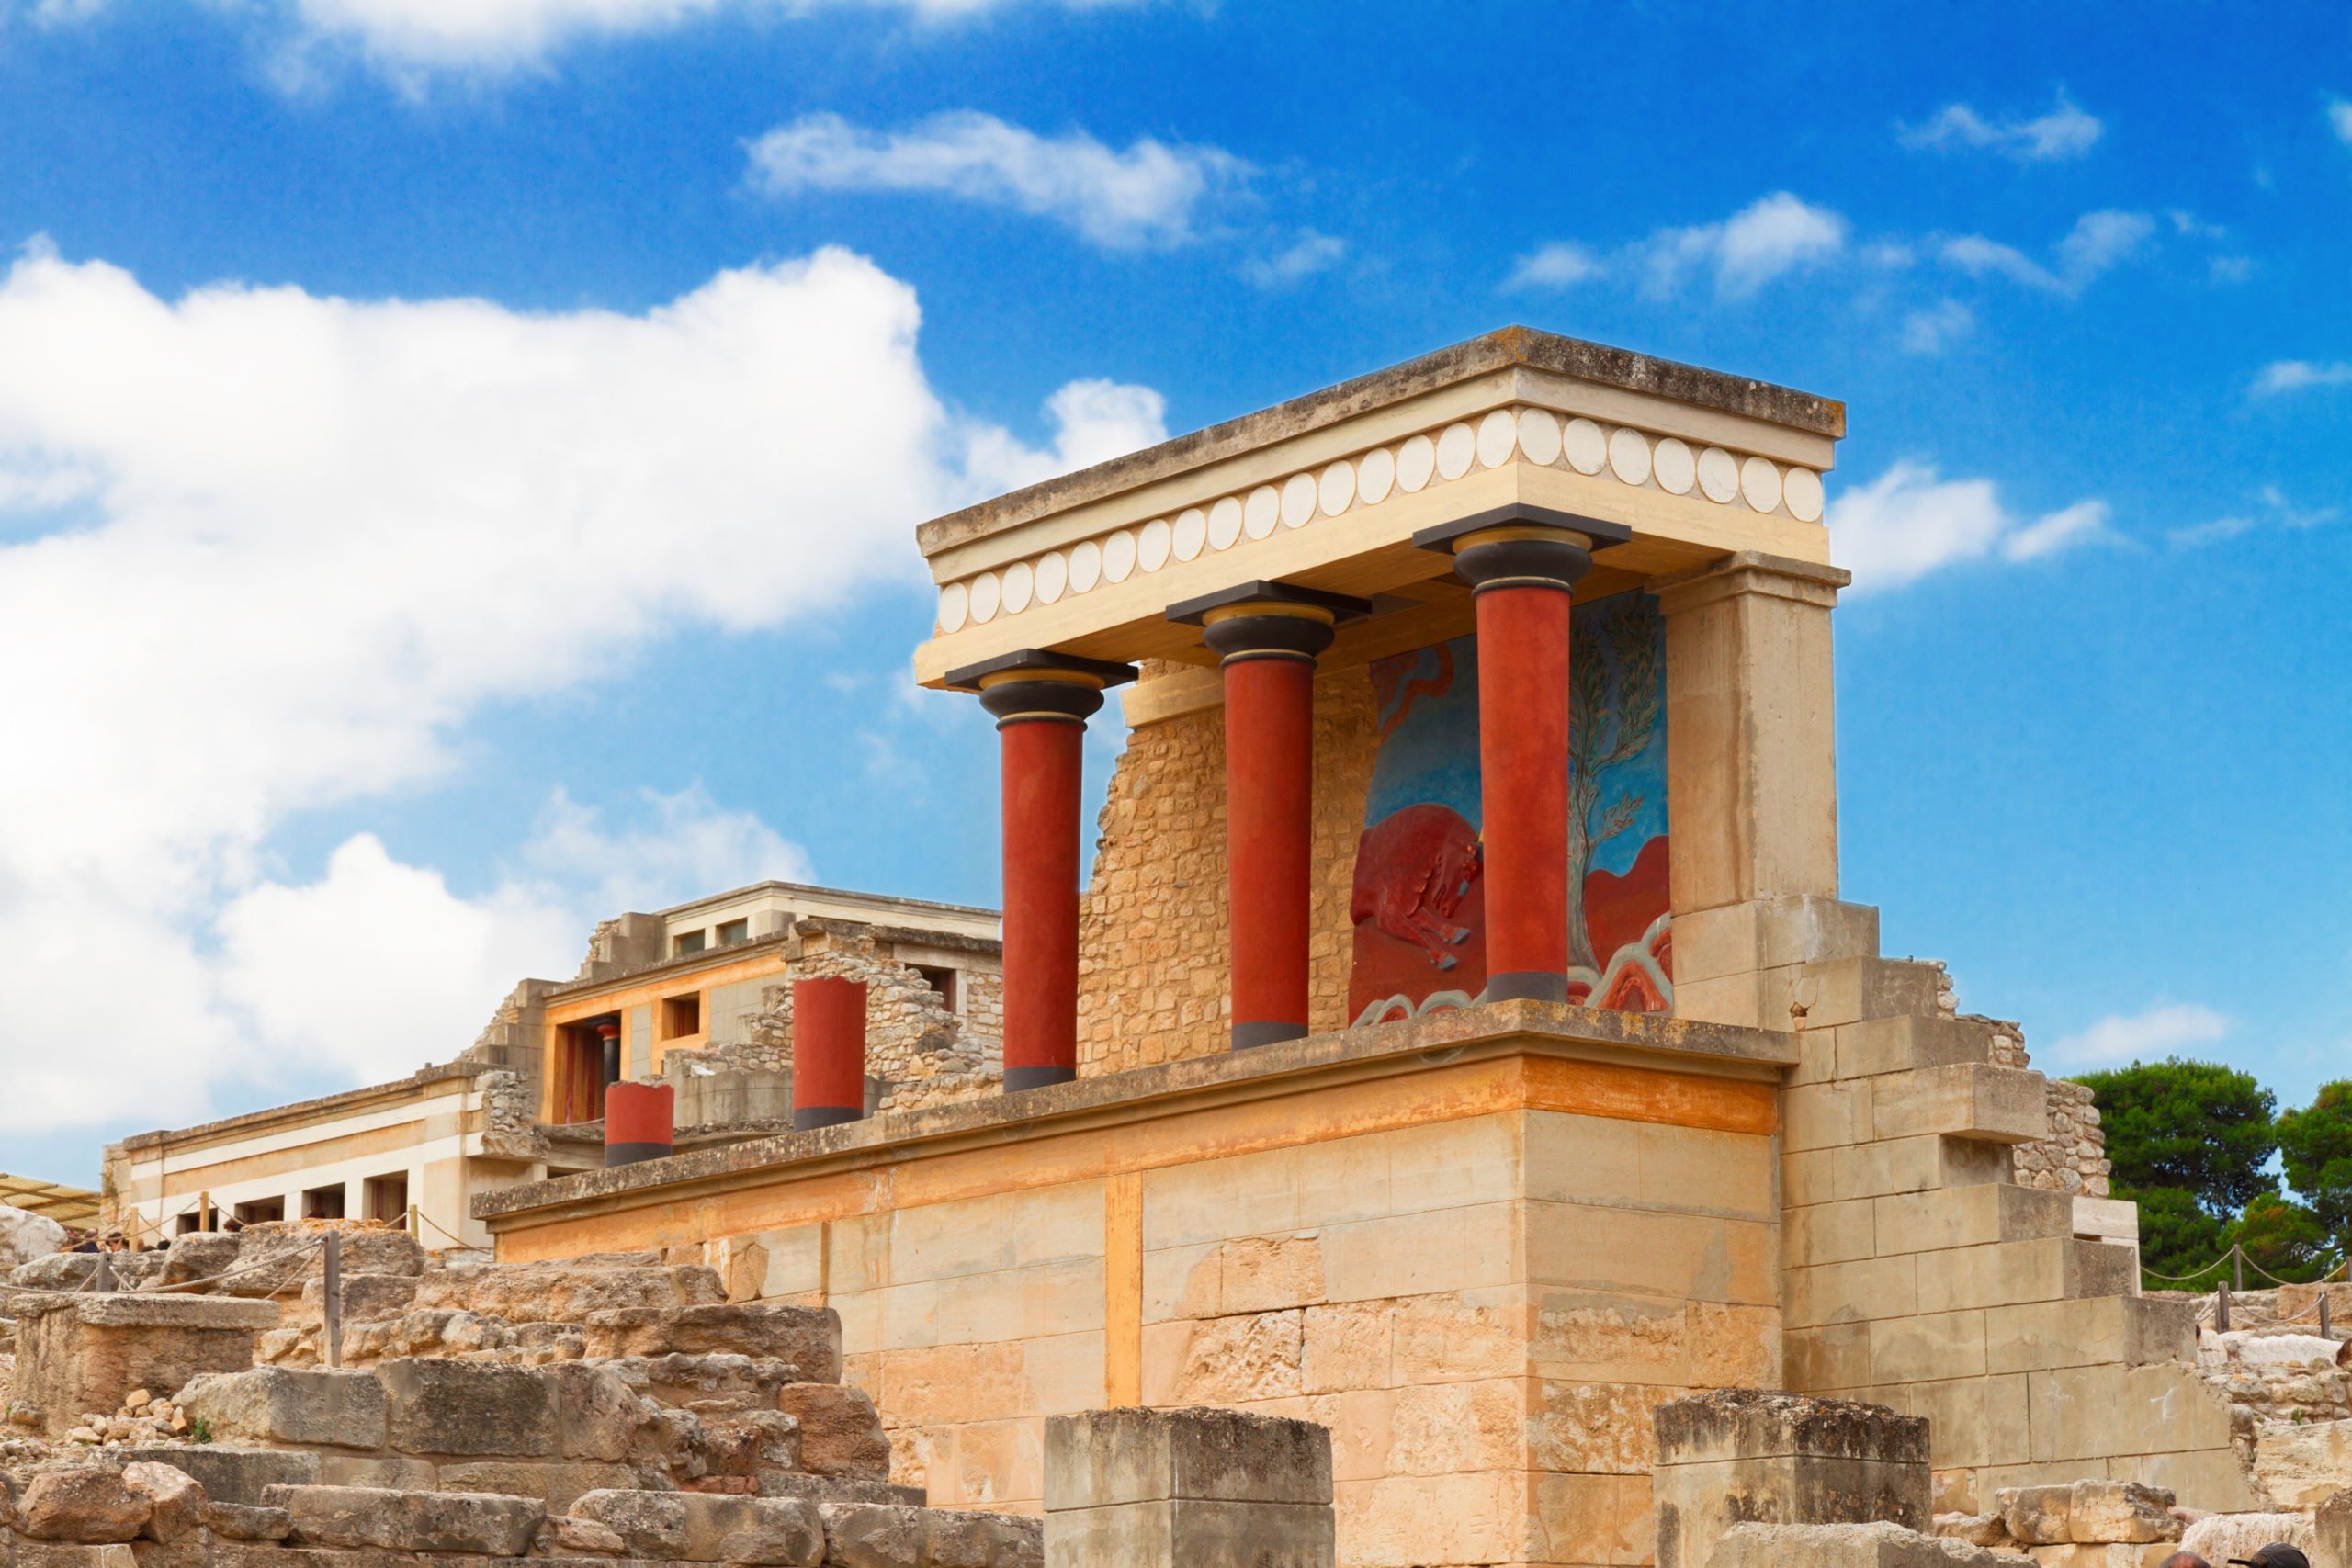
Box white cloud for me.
[1899,299,1973,355]
[2254,359,2352,395]
[1900,93,2104,161]
[2046,1003,2231,1068]
[1939,209,2153,296]
[33,0,1148,76]
[746,111,1247,249]
[2331,99,2352,145]
[960,378,1168,497]
[0,243,1156,1134]
[1505,242,1604,290]
[2169,484,2339,547]
[1828,460,2112,591]
[1242,229,1347,288]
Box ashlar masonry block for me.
[1830,1136,2011,1202]
[1651,1389,1931,1568]
[1872,1184,2073,1258]
[12,1293,279,1438]
[1870,1065,2047,1145]
[1836,1016,2000,1081]
[1983,1296,2196,1376]
[1672,897,1883,988]
[1043,1407,1334,1568]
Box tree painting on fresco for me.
[1346,591,1672,1024]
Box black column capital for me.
[1413,505,1631,594]
[944,649,1137,728]
[1168,580,1370,664]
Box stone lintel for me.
[16,1293,282,1329]
[1653,548,1852,615]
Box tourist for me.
[2228,1547,2311,1568]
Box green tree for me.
[2073,1058,2278,1215]
[2276,1081,2352,1247]
[2121,1184,2230,1285]
[2223,1193,2338,1285]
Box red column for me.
[971,663,1118,1090]
[792,976,867,1130]
[604,1081,673,1167]
[1443,523,1601,1004]
[1204,605,1336,1047]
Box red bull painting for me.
[1347,590,1672,1024]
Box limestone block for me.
[1868,1311,1988,1384]
[1300,1301,1393,1393]
[1871,1066,2049,1146]
[549,1515,629,1555]
[2117,1445,2266,1514]
[1144,1312,1303,1406]
[1527,1202,1777,1306]
[201,1506,289,1544]
[1527,1470,1656,1568]
[1999,1485,2074,1545]
[1530,1293,1687,1384]
[2022,1546,2178,1568]
[1670,897,1881,987]
[1711,1520,2016,1568]
[1790,1199,1880,1269]
[571,1489,824,1563]
[298,1271,419,1324]
[0,1201,69,1269]
[818,1502,1043,1568]
[1321,1201,1521,1303]
[20,1470,154,1543]
[174,1368,388,1451]
[1907,1375,2027,1472]
[2177,1513,2315,1567]
[2316,1486,2351,1568]
[314,1453,436,1491]
[13,1545,141,1568]
[545,1362,651,1462]
[580,1303,842,1379]
[1533,1380,1663,1475]
[775,1384,892,1481]
[1387,1378,1525,1475]
[1935,1512,2012,1547]
[111,1449,319,1509]
[1789,1323,1873,1393]
[1043,1407,1331,1511]
[263,1484,546,1554]
[1837,1016,1999,1081]
[1762,958,1947,1034]
[2062,1480,2177,1544]
[120,1464,209,1545]
[378,1358,559,1458]
[1833,1137,2011,1203]
[2025,1364,2237,1464]
[13,1294,278,1439]
[1875,1186,2074,1258]
[1785,1082,1874,1153]
[1983,1298,2189,1381]
[433,1461,634,1511]
[1787,1255,1919,1329]
[1653,1390,1931,1568]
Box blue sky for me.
[0,0,2346,1184]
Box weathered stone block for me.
[2063,1481,2176,1544]
[1653,1391,1931,1568]
[20,1470,154,1543]
[434,1461,634,1512]
[2315,1486,2351,1568]
[1042,1407,1333,1511]
[112,1450,319,1509]
[378,1358,558,1457]
[200,1506,288,1544]
[175,1368,388,1451]
[13,1295,277,1438]
[1983,1296,2196,1375]
[13,1544,141,1568]
[1713,1519,2015,1568]
[579,1304,840,1379]
[545,1362,650,1462]
[1044,1497,1333,1568]
[812,1501,1041,1568]
[1871,1065,2048,1145]
[263,1484,545,1554]
[1999,1484,2073,1546]
[569,1488,822,1564]
[2177,1511,2316,1568]
[120,1464,209,1545]
[773,1384,889,1481]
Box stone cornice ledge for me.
[474,1000,1797,1225]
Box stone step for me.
[263,1483,547,1555]
[580,1304,841,1380]
[411,1262,726,1324]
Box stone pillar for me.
[790,976,866,1130]
[1043,1406,1334,1568]
[1651,1389,1929,1568]
[1654,551,1849,918]
[1171,582,1367,1049]
[604,1081,673,1167]
[1416,508,1627,1002]
[950,650,1136,1092]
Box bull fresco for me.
[1347,590,1671,1024]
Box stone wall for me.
[1077,661,1375,1076]
[1976,1019,2111,1199]
[741,922,1004,1115]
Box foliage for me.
[2072,1058,2278,1216]
[2222,1192,2339,1285]
[190,1414,213,1445]
[2121,1183,2230,1286]
[2276,1080,2352,1246]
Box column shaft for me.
[791,976,867,1130]
[1222,651,1316,1046]
[1476,582,1575,998]
[998,705,1086,1089]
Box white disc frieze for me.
[1517,407,1563,467]
[969,570,1001,624]
[1103,529,1138,582]
[1435,422,1476,480]
[1396,434,1436,492]
[1172,507,1208,560]
[1319,460,1355,517]
[1001,558,1035,614]
[937,581,969,633]
[1696,446,1740,503]
[1783,467,1825,523]
[1035,550,1068,604]
[1740,456,1783,513]
[1243,484,1279,539]
[1357,446,1396,505]
[1208,496,1243,551]
[1476,409,1518,468]
[1565,417,1607,475]
[1068,539,1102,593]
[1137,518,1172,572]
[1652,437,1695,496]
[1281,471,1317,527]
[1607,426,1652,487]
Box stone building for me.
[103,880,1003,1251]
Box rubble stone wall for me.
[1976,1019,2111,1199]
[742,924,1003,1114]
[1076,661,1375,1076]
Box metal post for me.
[2217,1280,2232,1332]
[322,1231,343,1369]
